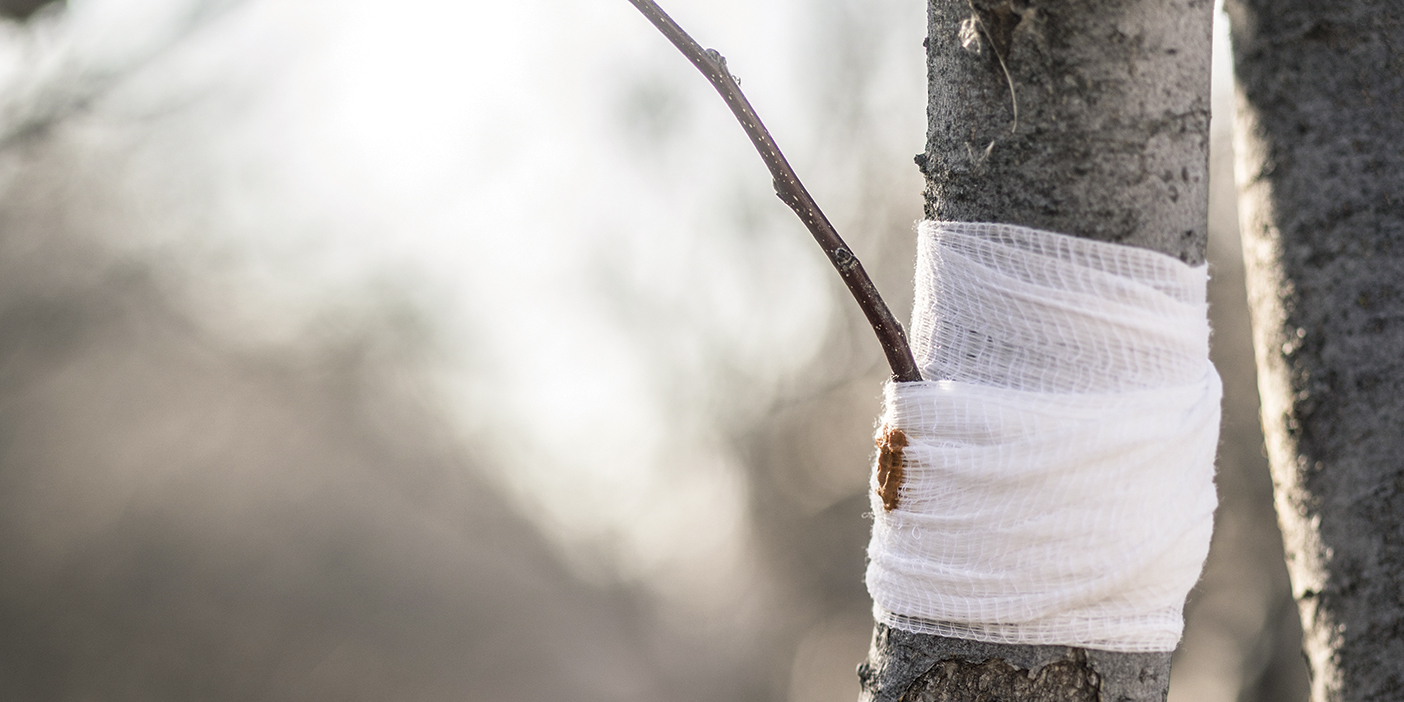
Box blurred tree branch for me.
[0,0,247,149]
[0,0,60,21]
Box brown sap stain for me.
[875,427,908,511]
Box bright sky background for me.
[0,3,1272,699]
[3,0,1239,642]
[13,0,926,614]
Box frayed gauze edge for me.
[865,221,1221,653]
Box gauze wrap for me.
[865,221,1221,652]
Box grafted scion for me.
[623,0,922,381]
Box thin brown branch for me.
[624,0,922,382]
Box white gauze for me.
[865,221,1221,652]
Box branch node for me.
[833,247,859,272]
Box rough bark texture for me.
[860,625,1172,702]
[918,0,1213,265]
[860,0,1213,699]
[1225,1,1404,699]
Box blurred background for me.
[0,0,1309,700]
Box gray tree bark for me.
[1225,1,1404,700]
[859,0,1213,699]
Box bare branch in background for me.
[0,0,59,21]
[624,0,921,383]
[0,0,248,149]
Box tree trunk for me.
[859,0,1213,699]
[1225,1,1404,699]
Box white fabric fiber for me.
[865,221,1221,652]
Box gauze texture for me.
[865,221,1221,652]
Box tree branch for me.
[624,0,921,382]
